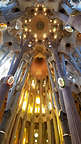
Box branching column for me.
[53,49,81,144]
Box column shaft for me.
[54,50,81,144]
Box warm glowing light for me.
[31,80,35,89]
[54,19,57,24]
[46,139,48,142]
[35,107,37,113]
[42,4,45,8]
[23,34,26,39]
[29,29,31,32]
[29,19,31,22]
[34,33,37,38]
[35,139,37,142]
[48,102,52,110]
[36,97,40,104]
[23,138,26,144]
[22,101,27,111]
[28,104,33,113]
[34,133,38,138]
[34,12,37,16]
[43,33,47,39]
[37,4,39,7]
[50,19,52,23]
[24,27,28,32]
[44,13,47,16]
[35,8,38,11]
[25,20,27,23]
[42,105,45,113]
[49,29,52,33]
[54,34,57,39]
[53,27,56,32]
[43,7,46,12]
[35,38,38,42]
[35,106,40,113]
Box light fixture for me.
[23,34,26,39]
[25,20,27,23]
[58,77,65,88]
[36,97,40,104]
[35,139,37,143]
[43,33,47,39]
[53,19,57,24]
[54,34,57,39]
[34,33,37,38]
[34,133,38,138]
[64,25,74,33]
[34,12,37,16]
[43,7,47,12]
[29,19,31,22]
[50,19,52,23]
[29,29,31,32]
[46,139,48,142]
[53,27,56,32]
[44,13,47,16]
[35,8,38,11]
[24,28,28,32]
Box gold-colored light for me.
[34,33,37,38]
[54,34,57,39]
[42,105,45,113]
[34,132,38,138]
[23,34,26,39]
[31,80,35,89]
[54,19,57,24]
[48,102,52,110]
[29,29,31,32]
[36,97,40,104]
[35,139,37,142]
[35,38,38,42]
[28,104,33,113]
[25,20,27,24]
[42,4,45,8]
[23,138,26,144]
[35,8,38,11]
[53,27,56,32]
[34,12,37,16]
[49,29,52,33]
[37,4,39,7]
[43,33,47,39]
[43,7,47,12]
[44,13,47,16]
[50,19,52,23]
[35,106,40,113]
[24,27,28,32]
[29,19,31,22]
[22,100,27,111]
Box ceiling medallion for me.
[28,14,51,40]
[58,77,65,88]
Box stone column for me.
[53,49,81,144]
[29,122,34,144]
[52,110,60,144]
[47,119,52,144]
